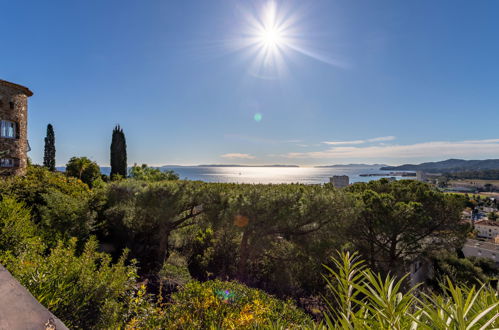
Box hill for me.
[315,164,386,168]
[381,159,499,173]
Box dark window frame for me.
[0,158,20,168]
[0,120,18,139]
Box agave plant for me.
[322,251,498,329]
[322,251,420,329]
[416,278,498,329]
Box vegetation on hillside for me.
[0,165,497,328]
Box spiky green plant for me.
[322,251,498,329]
[416,278,498,329]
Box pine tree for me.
[110,125,127,178]
[43,124,56,171]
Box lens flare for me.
[234,215,250,227]
[228,1,347,78]
[253,113,263,122]
[235,1,297,77]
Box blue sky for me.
[1,0,499,166]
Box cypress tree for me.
[43,124,56,171]
[110,125,127,178]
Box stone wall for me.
[0,81,31,176]
[0,264,68,330]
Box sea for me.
[64,165,411,185]
[155,166,411,185]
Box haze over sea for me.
[131,165,408,185]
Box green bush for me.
[65,156,101,187]
[0,196,38,256]
[129,164,179,181]
[159,252,192,290]
[2,237,138,329]
[165,280,311,329]
[39,188,96,243]
[0,165,91,221]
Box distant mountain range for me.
[315,164,387,168]
[381,159,499,173]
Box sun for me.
[227,1,344,78]
[259,26,283,48]
[233,1,295,74]
[256,3,284,50]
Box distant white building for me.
[330,175,349,188]
[483,207,496,213]
[474,220,499,239]
[416,171,441,182]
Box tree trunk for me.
[236,229,250,283]
[388,235,398,270]
[156,225,171,273]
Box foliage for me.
[487,211,498,221]
[431,253,499,287]
[110,125,127,179]
[39,188,96,243]
[43,123,56,171]
[0,196,37,255]
[0,165,91,221]
[165,280,311,329]
[159,252,193,290]
[203,184,350,288]
[323,251,499,329]
[129,163,179,181]
[103,180,206,273]
[447,169,499,180]
[65,156,101,187]
[2,174,499,329]
[1,237,138,329]
[418,279,499,329]
[345,179,468,275]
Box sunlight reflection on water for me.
[163,166,409,185]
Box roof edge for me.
[0,79,33,97]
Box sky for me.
[1,0,499,166]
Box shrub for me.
[129,164,179,181]
[165,280,312,329]
[2,237,138,329]
[66,156,101,187]
[0,165,91,221]
[159,252,192,290]
[0,196,39,256]
[39,188,96,243]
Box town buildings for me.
[474,219,499,239]
[0,79,32,176]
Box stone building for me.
[0,79,33,176]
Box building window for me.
[9,101,14,109]
[0,120,17,138]
[0,158,19,168]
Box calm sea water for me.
[159,166,409,185]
